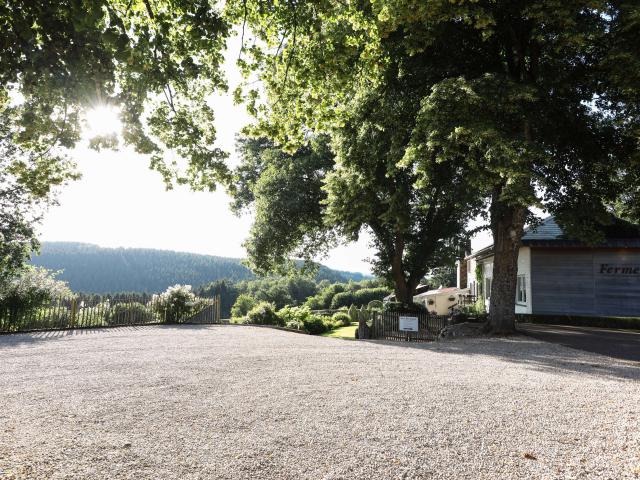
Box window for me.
[484,277,492,300]
[516,275,527,304]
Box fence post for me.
[70,298,78,328]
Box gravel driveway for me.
[1,325,639,479]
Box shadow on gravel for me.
[0,324,218,348]
[361,335,640,381]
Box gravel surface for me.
[1,325,639,479]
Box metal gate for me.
[368,309,448,341]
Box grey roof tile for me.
[521,217,564,241]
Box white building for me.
[457,216,640,317]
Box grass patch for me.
[321,322,358,340]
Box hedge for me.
[330,287,389,309]
[517,314,640,330]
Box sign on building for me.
[399,316,419,332]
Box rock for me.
[449,312,468,325]
[438,322,487,340]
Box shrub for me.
[246,302,282,326]
[230,294,256,319]
[0,268,74,331]
[107,302,155,326]
[332,312,351,327]
[330,291,354,309]
[302,314,329,335]
[0,267,73,308]
[331,287,389,308]
[321,318,335,330]
[348,304,359,322]
[305,283,346,310]
[277,305,311,330]
[352,287,389,306]
[368,300,384,310]
[152,284,196,323]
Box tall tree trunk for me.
[391,257,414,304]
[488,188,527,334]
[390,234,417,304]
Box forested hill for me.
[30,242,369,293]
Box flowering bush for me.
[0,267,72,310]
[151,284,196,323]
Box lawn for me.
[1,325,638,479]
[321,321,358,339]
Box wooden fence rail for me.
[0,294,221,334]
[367,309,449,342]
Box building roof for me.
[385,284,432,302]
[521,216,563,241]
[414,287,459,298]
[466,215,640,259]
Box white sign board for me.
[399,316,419,332]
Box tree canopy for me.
[227,0,640,331]
[2,1,638,331]
[2,0,233,189]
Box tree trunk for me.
[393,276,413,304]
[488,193,527,334]
[389,233,417,304]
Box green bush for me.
[231,294,256,319]
[348,304,359,322]
[332,312,351,327]
[330,291,354,309]
[322,318,339,330]
[330,287,389,308]
[368,300,384,310]
[352,287,389,306]
[107,302,155,326]
[277,305,311,330]
[302,314,329,335]
[305,283,346,309]
[246,302,282,326]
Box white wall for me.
[471,246,532,314]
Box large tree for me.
[231,65,482,302]
[226,0,639,332]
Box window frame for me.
[484,277,492,300]
[516,275,527,305]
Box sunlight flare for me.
[84,105,121,138]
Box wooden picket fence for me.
[0,293,221,334]
[367,309,449,342]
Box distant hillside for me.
[30,242,369,293]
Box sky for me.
[37,35,377,273]
[37,35,493,275]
